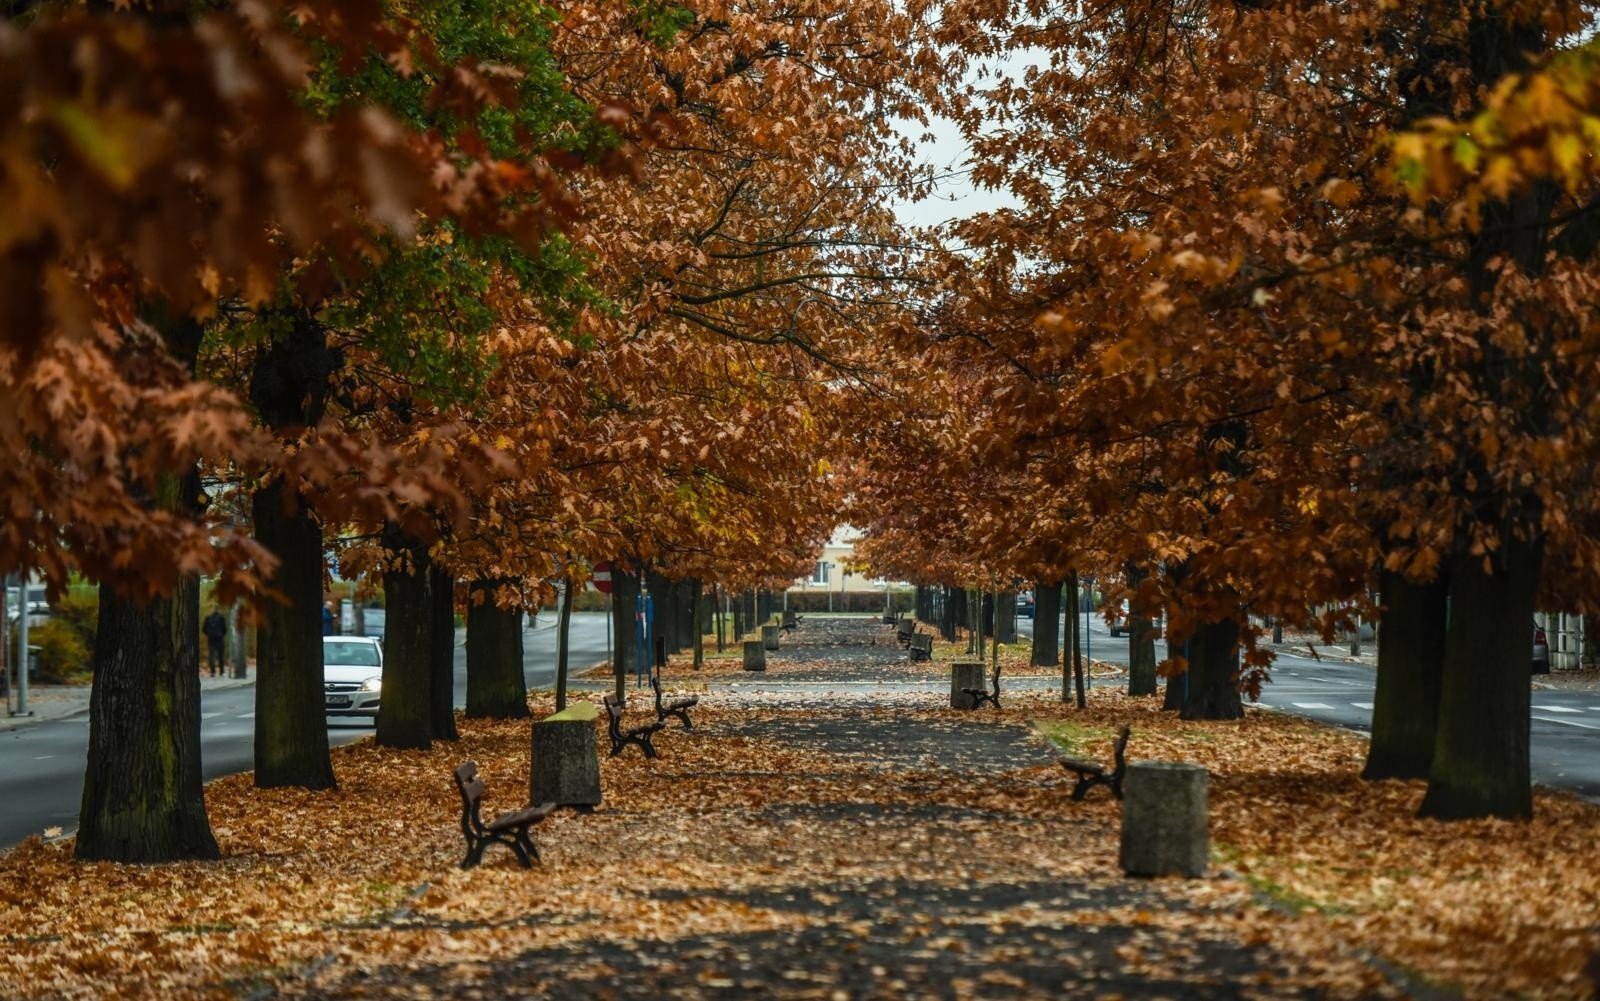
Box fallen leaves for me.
[1,637,1597,998]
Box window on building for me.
[812,561,830,584]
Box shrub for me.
[29,618,91,684]
[54,582,100,649]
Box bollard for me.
[949,661,985,708]
[1119,761,1208,877]
[743,640,767,672]
[761,624,781,651]
[530,702,602,810]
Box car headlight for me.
[360,677,382,692]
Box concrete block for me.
[761,624,780,650]
[950,661,985,708]
[530,702,601,809]
[1119,761,1207,877]
[743,640,767,671]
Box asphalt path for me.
[1019,612,1600,800]
[0,612,613,848]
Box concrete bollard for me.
[1119,761,1208,877]
[949,661,985,708]
[743,640,767,671]
[761,624,781,650]
[530,702,602,810]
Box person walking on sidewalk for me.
[202,606,228,678]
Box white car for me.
[323,636,383,718]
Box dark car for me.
[1016,592,1035,619]
[1533,620,1550,675]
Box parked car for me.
[1108,600,1130,638]
[1533,620,1550,675]
[1016,592,1035,619]
[323,636,384,718]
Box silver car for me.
[323,636,384,717]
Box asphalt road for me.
[1020,612,1600,800]
[0,612,613,848]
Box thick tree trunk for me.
[228,602,248,679]
[612,565,640,703]
[377,527,433,750]
[713,584,725,652]
[252,479,336,789]
[1069,574,1087,708]
[1420,531,1542,820]
[1363,569,1447,780]
[1180,617,1244,720]
[1032,581,1061,667]
[1127,564,1158,697]
[996,590,1018,643]
[464,578,527,719]
[77,538,219,861]
[556,574,575,711]
[428,565,457,741]
[731,590,744,641]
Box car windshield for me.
[324,641,380,667]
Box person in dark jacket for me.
[202,607,228,677]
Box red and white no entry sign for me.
[592,562,614,594]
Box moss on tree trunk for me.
[1363,569,1447,781]
[77,527,219,862]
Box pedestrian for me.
[202,606,228,678]
[322,601,335,636]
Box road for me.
[0,612,613,848]
[1020,612,1600,800]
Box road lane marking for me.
[1533,715,1600,731]
[1292,702,1333,710]
[1352,702,1374,710]
[33,755,52,760]
[1532,705,1581,713]
[202,712,224,719]
[239,713,255,719]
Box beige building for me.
[788,526,902,601]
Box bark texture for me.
[464,578,528,719]
[1420,532,1542,819]
[1031,581,1061,667]
[428,565,457,742]
[252,480,337,788]
[77,562,219,861]
[377,527,433,750]
[1363,569,1447,781]
[1179,617,1244,720]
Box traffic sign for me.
[593,562,614,595]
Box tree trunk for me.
[556,573,575,711]
[1032,581,1061,667]
[691,582,705,670]
[1069,573,1087,708]
[611,564,639,703]
[1363,569,1448,780]
[252,478,336,789]
[1180,616,1244,720]
[1127,564,1158,697]
[1420,530,1542,820]
[228,602,248,679]
[77,517,219,862]
[996,590,1018,643]
[377,526,433,750]
[714,584,725,652]
[465,578,527,719]
[731,590,744,642]
[428,564,457,741]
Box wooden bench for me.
[651,672,698,730]
[907,632,933,662]
[895,618,917,647]
[453,761,557,869]
[781,610,801,634]
[1059,725,1131,801]
[961,663,1000,708]
[604,693,666,758]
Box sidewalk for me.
[0,671,253,732]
